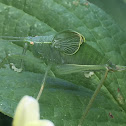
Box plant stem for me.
[78,68,109,126]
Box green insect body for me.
[30,30,85,64]
[0,29,106,68]
[29,30,105,66]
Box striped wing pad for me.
[52,30,85,55]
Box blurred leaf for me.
[88,0,126,30]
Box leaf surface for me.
[0,0,126,126]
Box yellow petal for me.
[13,96,40,126]
[25,120,55,126]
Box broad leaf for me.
[89,0,126,30]
[0,0,126,126]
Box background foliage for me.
[0,0,126,126]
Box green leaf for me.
[0,0,126,126]
[0,68,126,126]
[88,0,126,30]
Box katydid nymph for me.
[0,30,126,126]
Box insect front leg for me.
[0,50,9,68]
[19,43,28,71]
[36,65,51,101]
[9,42,28,72]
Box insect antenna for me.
[0,36,28,42]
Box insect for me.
[0,30,126,126]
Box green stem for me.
[78,68,109,126]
